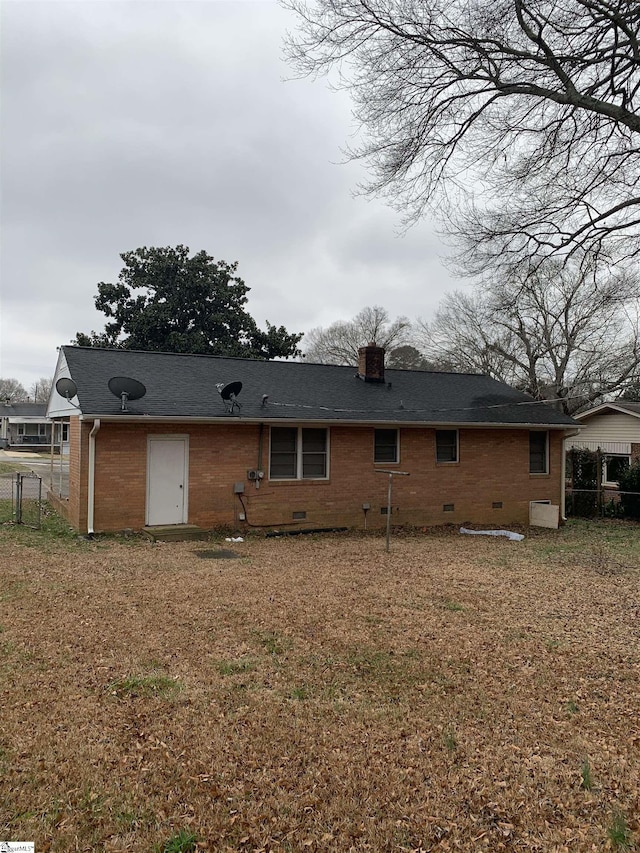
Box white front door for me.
[146,437,188,525]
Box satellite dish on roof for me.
[108,376,147,412]
[219,381,242,400]
[56,377,78,400]
[216,381,242,414]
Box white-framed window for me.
[374,428,399,463]
[270,427,329,480]
[436,429,458,463]
[529,431,549,474]
[603,454,630,486]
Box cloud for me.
[0,0,456,386]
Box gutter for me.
[76,413,576,430]
[87,419,101,536]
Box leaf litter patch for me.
[2,521,640,852]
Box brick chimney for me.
[357,342,385,383]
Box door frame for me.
[146,434,189,526]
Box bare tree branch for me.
[0,378,29,404]
[284,0,640,265]
[416,256,640,412]
[303,305,413,364]
[30,377,54,403]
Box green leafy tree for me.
[386,345,433,371]
[74,246,303,360]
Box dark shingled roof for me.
[2,402,48,418]
[60,346,577,427]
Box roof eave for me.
[574,402,640,421]
[76,413,577,429]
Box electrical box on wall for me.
[233,482,245,494]
[247,469,264,481]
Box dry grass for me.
[1,517,640,852]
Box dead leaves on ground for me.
[1,522,639,851]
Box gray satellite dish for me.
[56,377,78,400]
[108,376,147,412]
[217,380,242,413]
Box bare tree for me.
[30,377,53,403]
[303,305,412,364]
[417,258,640,413]
[284,0,640,267]
[0,378,29,404]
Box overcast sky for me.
[1,0,457,391]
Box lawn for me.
[1,516,639,852]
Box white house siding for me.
[569,412,640,452]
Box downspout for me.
[50,422,55,494]
[87,419,101,536]
[561,428,581,521]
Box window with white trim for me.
[374,429,398,463]
[604,454,630,486]
[436,429,458,463]
[270,427,328,480]
[529,431,549,474]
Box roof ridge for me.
[63,345,489,378]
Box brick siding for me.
[64,420,565,533]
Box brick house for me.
[47,345,578,534]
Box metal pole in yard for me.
[375,469,410,552]
[15,473,22,524]
[37,475,42,529]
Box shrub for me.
[617,460,640,520]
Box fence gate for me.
[0,472,43,528]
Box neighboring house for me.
[47,345,578,535]
[568,401,640,486]
[0,402,53,449]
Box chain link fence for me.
[0,473,13,523]
[0,472,43,528]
